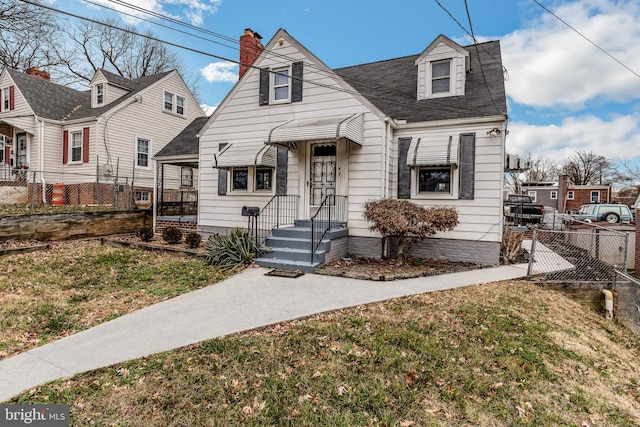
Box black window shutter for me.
[397,137,412,199]
[217,143,228,195]
[458,133,476,200]
[276,147,288,195]
[259,68,270,106]
[291,61,303,103]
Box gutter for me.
[394,114,507,130]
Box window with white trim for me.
[227,166,275,193]
[164,92,173,111]
[163,91,186,116]
[232,167,248,191]
[136,138,150,168]
[273,67,290,102]
[256,168,272,191]
[431,60,451,94]
[528,191,537,202]
[176,96,185,115]
[591,191,600,202]
[181,167,193,187]
[2,88,9,110]
[567,190,574,200]
[550,190,558,200]
[0,138,4,163]
[95,83,104,105]
[418,167,452,193]
[135,191,150,201]
[70,130,83,163]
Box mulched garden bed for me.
[315,255,492,281]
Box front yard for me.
[0,240,232,360]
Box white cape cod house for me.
[197,29,508,271]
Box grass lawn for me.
[7,263,640,425]
[0,240,233,360]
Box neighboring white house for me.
[197,29,508,269]
[0,67,203,207]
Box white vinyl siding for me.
[394,122,506,243]
[198,35,384,233]
[198,31,505,248]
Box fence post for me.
[526,228,537,278]
[30,171,36,215]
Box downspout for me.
[383,117,391,198]
[39,119,46,204]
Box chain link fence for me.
[0,169,154,213]
[526,226,629,282]
[612,270,640,334]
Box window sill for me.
[413,193,456,200]
[162,109,187,119]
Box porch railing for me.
[254,195,299,246]
[310,195,347,263]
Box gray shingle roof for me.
[6,68,172,121]
[334,40,507,123]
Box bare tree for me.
[54,18,186,86]
[523,154,561,183]
[0,0,62,71]
[563,150,615,185]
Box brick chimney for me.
[239,28,263,80]
[25,67,50,81]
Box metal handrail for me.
[310,195,347,263]
[254,195,299,246]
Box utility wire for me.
[531,0,640,79]
[18,0,505,118]
[98,0,479,115]
[463,0,502,114]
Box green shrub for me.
[162,226,183,244]
[185,232,202,249]
[204,229,259,271]
[136,225,154,242]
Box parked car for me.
[504,194,545,225]
[570,203,634,224]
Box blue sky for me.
[57,0,640,169]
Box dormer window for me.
[415,35,469,100]
[95,83,104,105]
[431,60,451,94]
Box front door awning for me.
[213,142,276,168]
[407,136,458,167]
[266,113,364,148]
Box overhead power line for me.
[17,0,505,118]
[531,0,640,79]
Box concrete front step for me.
[254,223,347,272]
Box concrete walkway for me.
[0,263,529,402]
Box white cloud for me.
[200,62,238,83]
[83,0,221,26]
[501,0,640,109]
[507,113,640,164]
[200,103,217,115]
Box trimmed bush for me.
[136,225,154,242]
[204,229,259,271]
[185,232,202,249]
[162,226,183,244]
